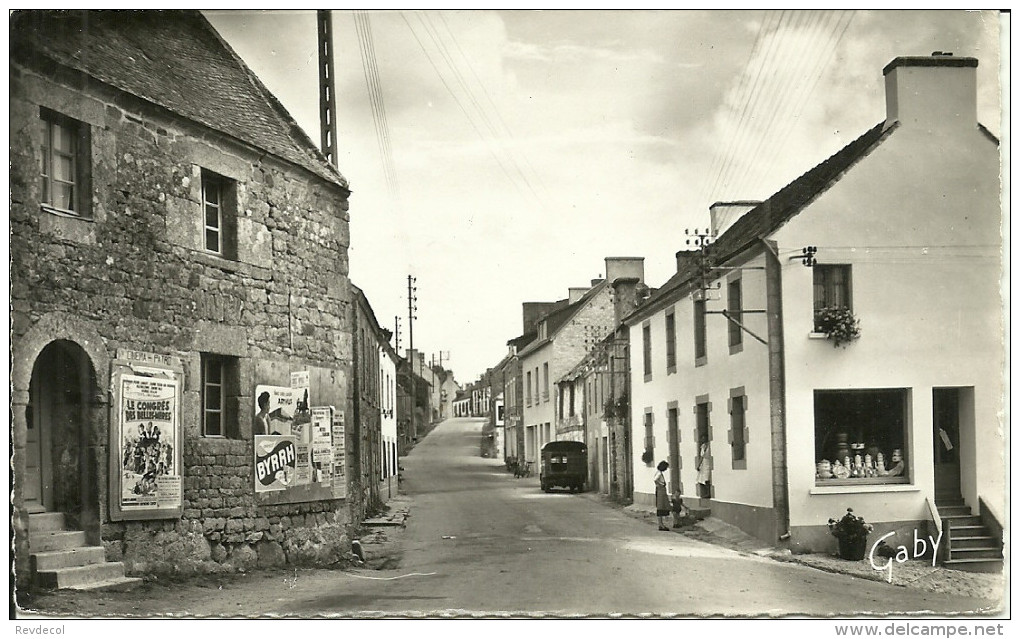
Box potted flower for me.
[815,307,861,348]
[827,507,874,560]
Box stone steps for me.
[28,510,141,591]
[936,496,1002,573]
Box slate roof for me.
[626,121,895,324]
[10,9,347,189]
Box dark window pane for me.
[205,411,222,436]
[205,385,221,410]
[205,229,219,252]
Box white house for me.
[380,341,399,499]
[624,54,1003,570]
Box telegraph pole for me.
[316,10,338,167]
[407,275,417,440]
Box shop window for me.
[665,310,676,373]
[39,108,91,218]
[814,389,909,485]
[201,169,237,258]
[813,264,852,331]
[201,354,239,438]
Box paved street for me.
[18,417,998,618]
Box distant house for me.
[624,55,1003,570]
[518,258,644,462]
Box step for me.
[32,546,107,571]
[66,576,144,592]
[943,515,983,527]
[943,558,1003,574]
[29,530,86,552]
[949,535,1000,550]
[28,512,67,533]
[936,498,966,507]
[948,547,1003,561]
[947,523,987,537]
[36,561,129,589]
[937,505,973,517]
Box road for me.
[19,417,997,618]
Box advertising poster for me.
[119,375,181,511]
[254,435,297,493]
[254,384,311,440]
[311,407,333,486]
[331,408,346,497]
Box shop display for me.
[815,448,905,481]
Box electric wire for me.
[399,11,540,207]
[354,11,400,199]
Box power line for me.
[399,11,543,209]
[354,11,400,199]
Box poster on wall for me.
[331,408,346,497]
[311,407,333,486]
[254,383,311,440]
[118,375,182,511]
[254,435,297,493]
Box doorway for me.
[667,406,680,494]
[933,388,962,497]
[27,340,97,529]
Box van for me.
[540,441,587,493]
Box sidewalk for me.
[586,492,1005,604]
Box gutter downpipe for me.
[764,238,791,545]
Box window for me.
[729,390,747,468]
[813,265,852,330]
[39,108,90,217]
[728,279,743,350]
[568,383,575,417]
[201,169,236,258]
[202,354,238,437]
[642,322,652,379]
[665,311,677,373]
[526,371,532,405]
[542,363,549,401]
[558,384,565,419]
[814,388,909,485]
[643,410,654,460]
[694,299,707,363]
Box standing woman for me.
[654,460,670,531]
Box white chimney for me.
[710,200,761,237]
[884,53,978,129]
[568,287,588,304]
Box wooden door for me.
[933,388,961,497]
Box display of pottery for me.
[816,460,833,479]
[816,448,903,480]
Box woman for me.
[654,460,671,531]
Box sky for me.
[203,9,1004,385]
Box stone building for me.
[11,11,360,588]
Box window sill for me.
[810,481,916,495]
[694,355,707,368]
[40,204,92,220]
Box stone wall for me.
[11,54,358,578]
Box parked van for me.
[540,441,587,493]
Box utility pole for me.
[394,316,401,353]
[316,10,338,167]
[407,275,417,440]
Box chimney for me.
[568,287,589,304]
[522,302,557,334]
[604,257,644,284]
[884,53,978,128]
[611,277,644,327]
[709,200,761,237]
[675,249,699,273]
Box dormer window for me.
[538,322,547,340]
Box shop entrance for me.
[27,340,99,530]
[932,388,962,497]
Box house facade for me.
[519,258,645,462]
[380,336,399,501]
[11,10,360,587]
[625,55,1003,568]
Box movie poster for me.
[254,435,297,493]
[119,375,182,510]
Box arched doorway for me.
[26,340,99,531]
